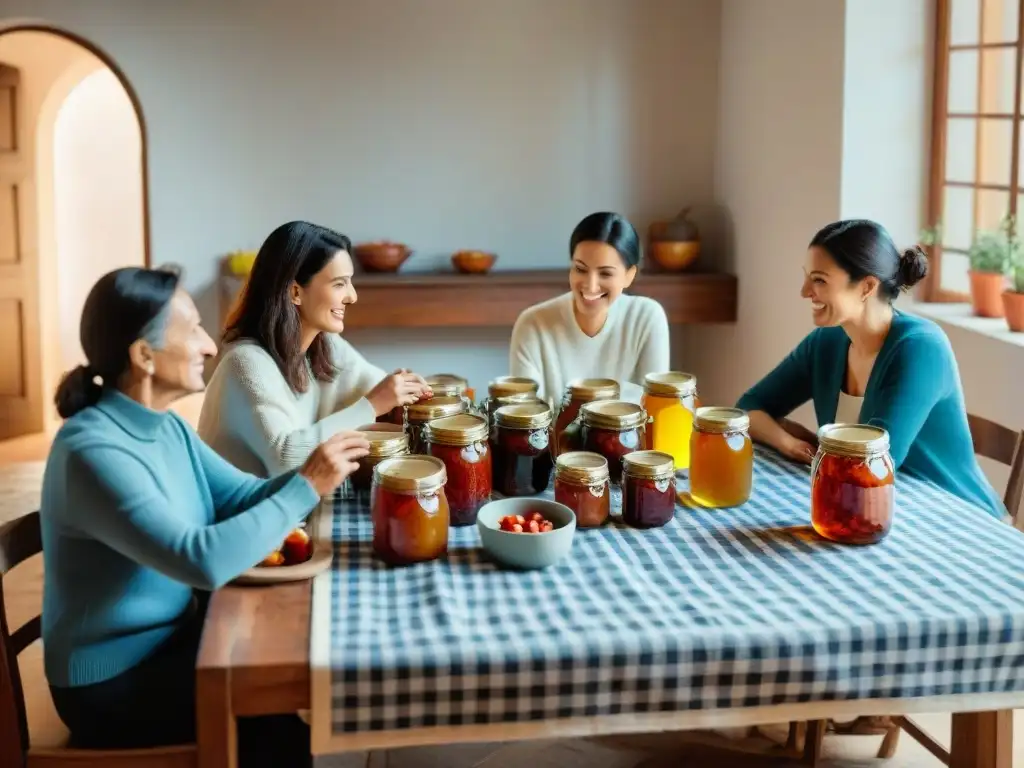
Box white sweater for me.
[197,334,386,477]
[509,292,671,407]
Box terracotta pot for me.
[969,270,1007,318]
[1003,291,1024,331]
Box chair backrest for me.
[967,413,1024,523]
[0,510,43,768]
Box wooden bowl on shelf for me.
[353,241,412,273]
[452,250,497,274]
[650,241,700,272]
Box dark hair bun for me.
[54,364,103,420]
[897,245,929,289]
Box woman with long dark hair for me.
[199,220,431,475]
[41,266,367,764]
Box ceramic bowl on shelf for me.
[476,498,575,570]
[353,241,412,273]
[650,241,700,272]
[452,250,497,274]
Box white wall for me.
[53,67,144,372]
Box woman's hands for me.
[779,436,817,465]
[748,410,817,465]
[366,369,432,417]
[299,431,371,496]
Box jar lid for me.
[406,395,466,423]
[622,450,676,479]
[488,376,539,398]
[425,413,489,446]
[495,391,541,407]
[644,371,697,397]
[555,451,609,484]
[566,378,620,401]
[580,400,646,430]
[693,406,749,434]
[494,401,552,429]
[426,374,467,397]
[374,455,446,493]
[817,423,890,458]
[359,426,409,458]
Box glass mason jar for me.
[481,376,540,425]
[689,407,753,508]
[491,401,554,496]
[351,425,409,494]
[553,451,611,528]
[425,373,474,410]
[641,372,698,470]
[811,423,895,545]
[579,400,648,484]
[405,395,466,455]
[554,378,620,458]
[424,413,492,526]
[371,455,449,565]
[621,450,676,528]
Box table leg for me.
[196,665,237,768]
[950,710,1013,768]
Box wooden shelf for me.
[219,270,737,330]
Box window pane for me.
[941,251,972,293]
[978,188,1010,230]
[981,47,1017,114]
[947,118,977,181]
[979,118,1013,185]
[949,50,979,113]
[943,185,976,250]
[982,0,1019,43]
[952,0,981,46]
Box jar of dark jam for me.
[405,395,466,454]
[554,378,620,458]
[580,400,648,484]
[553,451,611,528]
[351,424,409,494]
[621,450,676,528]
[481,376,541,426]
[425,413,492,526]
[491,402,554,496]
[371,455,449,565]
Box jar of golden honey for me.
[425,413,492,526]
[405,396,466,454]
[621,450,676,528]
[553,451,611,528]
[688,407,753,508]
[371,455,449,565]
[482,376,541,425]
[641,372,697,470]
[579,401,648,484]
[425,373,474,408]
[491,402,554,496]
[351,425,409,494]
[553,378,620,458]
[811,424,895,545]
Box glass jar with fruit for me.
[491,402,554,496]
[425,413,492,526]
[811,424,895,545]
[553,451,610,528]
[689,407,753,508]
[351,425,409,494]
[371,455,449,565]
[554,378,620,458]
[641,372,698,470]
[621,450,676,528]
[580,400,648,484]
[405,395,467,454]
[481,376,541,426]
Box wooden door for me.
[0,63,44,439]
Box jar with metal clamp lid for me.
[641,372,698,470]
[580,400,648,484]
[553,451,611,528]
[621,450,676,528]
[554,378,620,458]
[491,402,554,496]
[425,413,492,526]
[351,425,409,494]
[405,395,467,454]
[371,455,449,565]
[689,407,753,508]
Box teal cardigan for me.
[737,311,1004,519]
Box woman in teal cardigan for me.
[737,219,1004,520]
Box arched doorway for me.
[0,24,150,441]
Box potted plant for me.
[966,215,1014,318]
[1003,249,1024,331]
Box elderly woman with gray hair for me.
[39,266,368,766]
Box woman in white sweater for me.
[198,221,431,476]
[509,212,671,405]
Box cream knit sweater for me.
[197,334,386,477]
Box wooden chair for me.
[0,511,197,768]
[788,413,1024,765]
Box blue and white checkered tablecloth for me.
[323,445,1024,735]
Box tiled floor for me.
[1,434,1018,766]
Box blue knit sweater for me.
[40,390,320,687]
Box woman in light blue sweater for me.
[41,266,368,764]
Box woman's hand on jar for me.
[366,369,433,416]
[780,436,816,464]
[299,431,371,496]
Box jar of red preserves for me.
[621,450,676,528]
[554,378,620,458]
[491,402,554,496]
[351,425,409,494]
[371,455,449,565]
[553,451,610,528]
[425,413,492,526]
[811,424,895,545]
[481,376,541,425]
[405,396,466,454]
[579,400,648,484]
